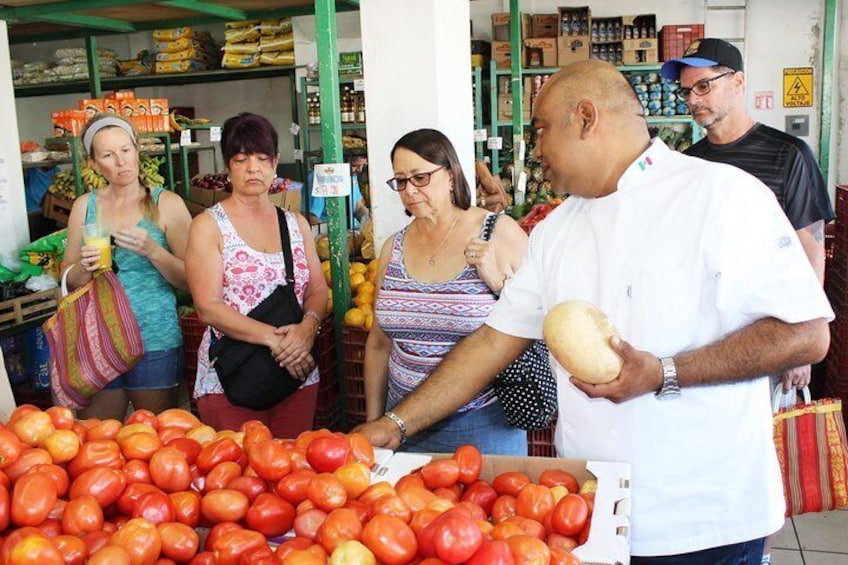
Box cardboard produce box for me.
[492,40,512,69]
[373,451,632,565]
[268,187,302,214]
[531,14,559,38]
[623,38,658,65]
[491,12,531,42]
[497,91,531,123]
[558,36,591,66]
[523,37,557,68]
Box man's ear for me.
[575,100,598,136]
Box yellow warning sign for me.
[783,67,813,108]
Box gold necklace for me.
[419,211,461,268]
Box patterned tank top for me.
[376,213,498,412]
[85,187,181,352]
[193,204,318,399]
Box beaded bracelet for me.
[304,310,322,333]
[383,410,408,445]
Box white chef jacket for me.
[487,139,834,556]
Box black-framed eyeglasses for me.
[674,71,735,100]
[386,167,444,192]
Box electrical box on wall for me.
[785,115,809,137]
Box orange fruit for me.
[356,281,376,296]
[344,308,366,328]
[364,314,374,331]
[349,273,366,291]
[350,262,368,275]
[354,293,373,308]
[359,303,374,317]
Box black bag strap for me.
[481,212,500,242]
[276,207,296,285]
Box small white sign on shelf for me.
[353,79,365,92]
[516,170,527,193]
[209,126,221,142]
[289,123,301,136]
[487,136,503,150]
[517,138,526,161]
[293,149,303,161]
[473,128,488,142]
[179,130,192,146]
[312,163,351,197]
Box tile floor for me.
[771,508,848,564]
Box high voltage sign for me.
[783,67,813,107]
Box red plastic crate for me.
[659,24,705,62]
[341,325,369,430]
[526,417,557,457]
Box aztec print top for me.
[193,204,318,399]
[376,213,498,412]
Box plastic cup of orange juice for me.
[83,224,112,270]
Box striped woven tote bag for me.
[43,267,144,409]
[773,386,848,516]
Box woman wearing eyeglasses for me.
[361,128,529,454]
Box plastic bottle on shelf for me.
[614,21,622,41]
[624,25,633,40]
[355,91,366,123]
[579,14,589,36]
[571,14,581,36]
[598,21,607,42]
[561,13,571,36]
[591,21,599,43]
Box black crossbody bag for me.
[482,213,558,430]
[209,207,312,410]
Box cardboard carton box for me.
[492,40,512,69]
[120,99,136,118]
[558,36,591,66]
[531,14,559,38]
[373,451,632,565]
[268,188,302,213]
[78,99,105,120]
[491,12,531,42]
[523,37,557,68]
[558,6,590,37]
[623,37,659,65]
[497,90,531,123]
[150,98,169,116]
[51,110,86,137]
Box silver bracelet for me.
[383,410,408,445]
[304,309,322,333]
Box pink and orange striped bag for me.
[43,268,144,409]
[773,387,848,516]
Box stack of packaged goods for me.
[221,21,261,69]
[152,27,219,74]
[119,50,154,77]
[258,18,295,66]
[10,59,22,84]
[52,47,120,82]
[14,61,58,86]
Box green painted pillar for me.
[315,0,352,430]
[84,35,102,99]
[818,0,836,187]
[509,0,524,205]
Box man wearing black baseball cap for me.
[664,37,834,565]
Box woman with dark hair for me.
[185,112,327,437]
[62,112,192,419]
[361,128,529,453]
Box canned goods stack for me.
[627,71,689,117]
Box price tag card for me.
[312,163,352,197]
[516,170,528,193]
[473,128,488,142]
[517,138,526,161]
[293,149,304,161]
[289,123,301,136]
[209,126,221,142]
[179,129,192,146]
[353,79,365,91]
[487,136,503,150]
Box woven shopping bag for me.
[43,266,144,409]
[773,386,848,516]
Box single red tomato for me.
[314,507,363,554]
[344,499,372,524]
[466,539,515,565]
[45,406,75,430]
[88,544,132,565]
[156,409,201,433]
[306,436,350,474]
[506,535,551,565]
[306,473,347,512]
[67,440,123,478]
[277,469,316,505]
[11,471,57,527]
[345,433,375,467]
[492,472,532,497]
[10,410,55,447]
[157,521,200,563]
[461,480,498,515]
[169,490,202,527]
[239,544,277,565]
[244,492,296,537]
[203,521,242,551]
[491,495,518,524]
[119,432,163,461]
[79,530,111,556]
[84,419,122,441]
[149,447,192,493]
[204,461,243,492]
[293,508,327,540]
[165,437,202,466]
[210,528,266,565]
[248,439,292,482]
[539,470,579,494]
[433,486,461,503]
[503,515,547,540]
[69,466,127,508]
[133,489,176,525]
[274,536,313,560]
[328,539,377,564]
[397,486,437,513]
[125,409,159,429]
[551,494,589,538]
[196,439,242,474]
[124,459,153,484]
[62,494,104,536]
[547,533,578,553]
[0,428,23,470]
[227,476,267,503]
[52,534,88,565]
[395,472,426,493]
[6,535,64,565]
[371,494,412,524]
[549,547,582,565]
[516,484,555,524]
[5,448,52,482]
[116,483,161,516]
[420,459,461,490]
[333,462,372,500]
[453,445,483,484]
[360,514,418,565]
[109,517,162,565]
[31,463,69,497]
[433,509,483,564]
[201,489,249,523]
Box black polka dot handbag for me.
[481,213,558,431]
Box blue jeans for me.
[631,537,765,565]
[106,346,183,391]
[398,400,527,455]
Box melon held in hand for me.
[543,300,623,384]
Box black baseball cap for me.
[660,38,744,80]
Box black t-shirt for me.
[685,123,834,230]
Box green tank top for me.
[85,187,182,352]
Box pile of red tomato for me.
[0,405,593,564]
